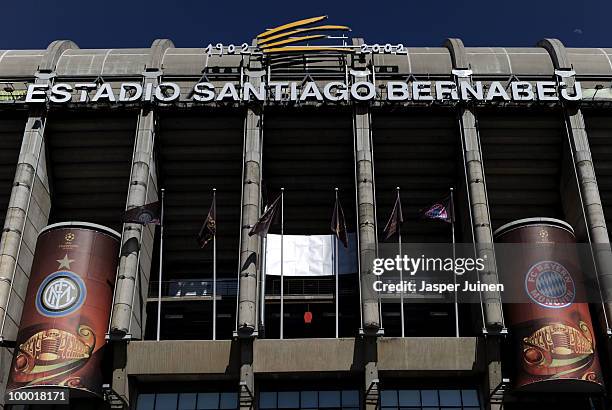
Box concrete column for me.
[0,40,77,409]
[458,109,504,329]
[539,39,612,326]
[445,38,504,410]
[110,342,129,409]
[108,39,172,409]
[363,337,379,410]
[351,48,380,334]
[483,337,503,410]
[351,39,380,408]
[354,106,380,331]
[239,339,254,410]
[109,108,157,338]
[236,54,264,410]
[444,38,504,331]
[352,95,379,410]
[237,83,263,335]
[109,39,172,340]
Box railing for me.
[148,278,238,298]
[266,276,357,296]
[148,276,358,299]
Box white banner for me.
[264,233,357,276]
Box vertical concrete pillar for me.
[354,105,380,332]
[0,40,77,409]
[109,108,157,339]
[239,339,254,410]
[351,39,380,408]
[237,105,262,336]
[444,38,504,330]
[539,42,612,403]
[109,39,172,340]
[445,38,504,410]
[236,54,264,410]
[108,39,172,409]
[539,39,612,328]
[363,336,379,410]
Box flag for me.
[331,195,348,248]
[197,195,216,248]
[420,195,452,223]
[123,201,161,225]
[383,191,403,240]
[249,194,281,237]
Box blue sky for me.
[1,0,610,50]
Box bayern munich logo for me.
[524,260,575,309]
[35,271,86,317]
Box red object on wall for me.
[7,222,120,398]
[304,311,313,324]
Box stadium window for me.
[136,392,239,410]
[380,389,481,410]
[259,389,359,410]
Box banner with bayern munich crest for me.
[494,218,604,392]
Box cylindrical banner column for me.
[495,217,603,392]
[7,222,120,397]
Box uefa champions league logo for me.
[36,271,86,317]
[525,261,575,309]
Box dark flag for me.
[249,195,281,237]
[420,195,452,223]
[123,201,161,225]
[383,191,404,240]
[331,194,349,248]
[197,195,217,248]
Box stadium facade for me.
[1,19,612,410]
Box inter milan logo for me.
[525,261,575,309]
[35,254,86,317]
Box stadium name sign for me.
[25,80,582,104]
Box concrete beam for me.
[127,340,239,376]
[377,337,481,373]
[39,40,78,72]
[253,338,361,373]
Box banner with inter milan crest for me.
[7,223,120,397]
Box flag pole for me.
[280,188,285,340]
[397,187,405,338]
[450,187,459,338]
[156,188,165,341]
[260,211,268,335]
[335,188,340,339]
[212,188,217,341]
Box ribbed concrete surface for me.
[378,337,480,372]
[127,340,239,376]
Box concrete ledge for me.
[254,338,361,374]
[378,337,482,374]
[126,340,239,377]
